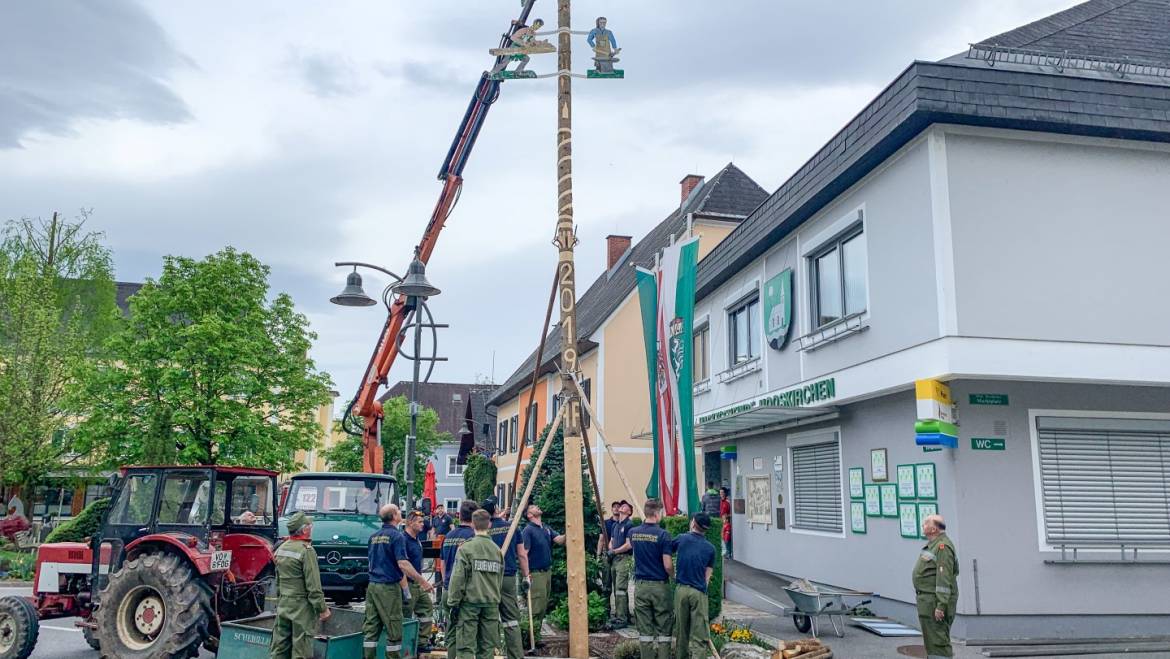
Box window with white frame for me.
[446,455,465,477]
[727,297,760,365]
[693,324,710,381]
[790,432,843,534]
[1035,415,1170,547]
[810,225,867,329]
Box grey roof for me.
[115,281,142,316]
[697,2,1170,300]
[974,0,1170,65]
[487,163,767,407]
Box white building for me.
[692,0,1170,639]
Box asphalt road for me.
[0,586,215,658]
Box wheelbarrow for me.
[781,581,873,638]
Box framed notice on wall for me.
[896,464,917,499]
[871,448,889,481]
[864,485,881,517]
[915,463,937,500]
[850,502,867,534]
[899,503,920,538]
[880,484,898,518]
[746,476,772,525]
[849,467,865,499]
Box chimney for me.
[680,174,705,204]
[606,234,632,269]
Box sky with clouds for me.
[0,0,1072,410]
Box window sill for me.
[798,313,868,352]
[716,358,762,384]
[694,379,711,396]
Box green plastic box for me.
[220,607,418,659]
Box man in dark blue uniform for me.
[630,499,673,659]
[606,501,634,628]
[364,504,409,659]
[518,504,564,641]
[484,497,523,659]
[672,513,716,659]
[440,500,479,653]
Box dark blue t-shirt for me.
[440,525,475,586]
[369,524,407,585]
[487,518,520,576]
[609,518,633,552]
[522,523,557,572]
[404,531,424,574]
[630,523,672,581]
[672,532,715,592]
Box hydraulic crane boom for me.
[343,1,540,476]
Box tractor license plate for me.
[210,550,233,571]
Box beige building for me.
[488,165,767,507]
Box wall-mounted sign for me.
[764,269,794,351]
[971,437,1006,451]
[969,393,1009,405]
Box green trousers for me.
[919,614,955,658]
[408,582,435,647]
[529,570,552,638]
[499,574,524,659]
[443,588,459,651]
[612,555,632,623]
[364,582,403,659]
[634,580,673,659]
[269,609,315,659]
[673,585,709,659]
[455,602,500,659]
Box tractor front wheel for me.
[0,596,39,659]
[95,552,212,659]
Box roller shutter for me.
[791,435,843,533]
[1036,416,1170,546]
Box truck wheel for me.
[82,625,101,651]
[95,553,212,659]
[0,596,39,659]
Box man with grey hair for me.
[912,514,958,659]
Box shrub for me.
[462,454,497,502]
[663,514,723,620]
[613,639,641,659]
[45,498,111,544]
[547,591,608,632]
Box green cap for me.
[287,510,313,534]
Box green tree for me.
[0,211,119,487]
[462,453,497,502]
[73,248,333,471]
[323,395,447,499]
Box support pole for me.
[554,1,589,654]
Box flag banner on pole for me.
[636,268,661,500]
[637,236,701,515]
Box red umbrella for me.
[423,461,438,513]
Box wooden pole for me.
[554,1,589,654]
[570,376,644,512]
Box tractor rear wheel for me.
[95,552,212,659]
[0,596,39,659]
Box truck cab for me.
[277,473,398,605]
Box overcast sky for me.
[0,0,1071,409]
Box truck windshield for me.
[284,479,393,515]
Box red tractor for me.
[0,465,281,659]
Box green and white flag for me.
[636,236,700,515]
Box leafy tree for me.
[323,395,447,499]
[0,211,119,487]
[462,453,497,502]
[73,248,333,472]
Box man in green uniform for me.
[672,513,715,659]
[913,514,959,659]
[364,504,409,659]
[271,511,330,659]
[403,510,438,650]
[606,501,634,628]
[485,498,524,659]
[447,509,504,659]
[518,504,565,643]
[630,499,673,659]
